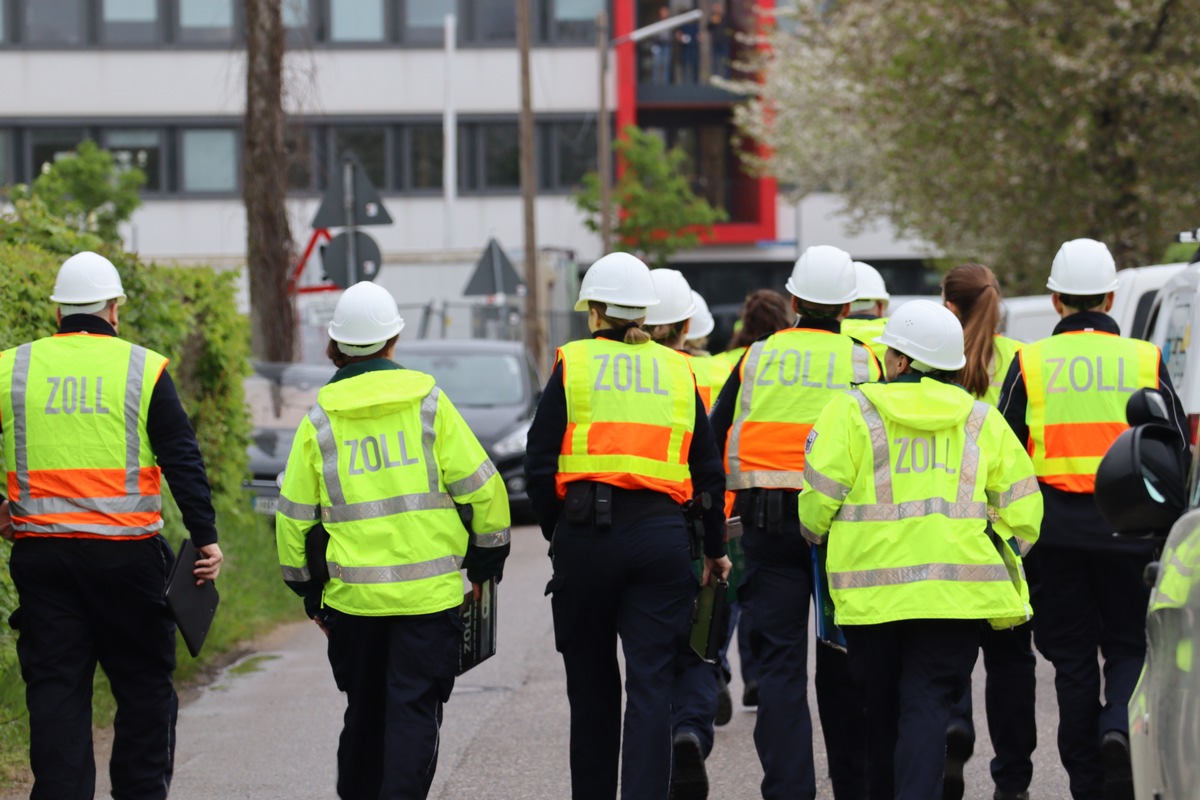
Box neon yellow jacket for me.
[276,366,510,617]
[798,377,1043,628]
[841,317,889,364]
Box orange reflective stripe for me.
[1042,421,1127,459]
[586,421,676,463]
[697,384,713,411]
[10,468,162,500]
[736,420,812,473]
[1040,473,1097,493]
[557,471,691,502]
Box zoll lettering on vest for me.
[43,376,111,415]
[1043,355,1140,394]
[345,432,420,475]
[752,348,849,389]
[591,353,670,395]
[893,436,957,475]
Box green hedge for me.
[0,198,300,782]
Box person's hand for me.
[701,554,732,587]
[313,615,330,639]
[0,500,12,542]
[194,543,224,585]
[470,582,483,602]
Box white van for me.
[1146,262,1200,444]
[1001,263,1188,343]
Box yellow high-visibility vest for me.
[725,328,878,492]
[1020,332,1159,492]
[0,334,167,539]
[841,317,888,364]
[556,338,696,504]
[983,335,1023,407]
[276,368,511,616]
[799,378,1043,629]
[684,352,734,413]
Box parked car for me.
[1145,261,1200,446]
[1094,389,1196,800]
[244,340,540,518]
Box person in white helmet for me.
[800,299,1043,800]
[523,253,731,800]
[997,239,1189,800]
[276,281,511,799]
[685,290,717,355]
[841,260,891,363]
[0,251,222,799]
[708,245,881,800]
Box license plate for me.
[254,496,279,515]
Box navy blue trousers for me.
[672,645,718,755]
[949,622,1037,794]
[844,619,979,800]
[10,535,178,800]
[323,607,461,800]
[1027,546,1150,800]
[547,512,694,800]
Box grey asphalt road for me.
[60,525,1072,798]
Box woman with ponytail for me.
[524,252,731,799]
[939,262,1036,800]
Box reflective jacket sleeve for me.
[983,409,1043,555]
[435,390,512,584]
[276,417,323,604]
[798,393,863,545]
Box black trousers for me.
[844,619,979,800]
[1027,546,1150,800]
[323,607,461,800]
[949,622,1038,794]
[547,511,694,800]
[9,535,178,800]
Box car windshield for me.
[245,363,333,431]
[399,352,525,407]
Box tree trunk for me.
[243,0,295,362]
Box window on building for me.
[177,0,236,44]
[106,129,163,191]
[329,0,386,43]
[29,129,88,175]
[282,0,314,45]
[0,131,10,185]
[481,123,519,189]
[24,0,86,45]
[102,0,161,44]
[333,127,387,189]
[285,125,313,190]
[540,120,595,190]
[181,129,238,192]
[407,125,443,190]
[0,0,8,44]
[472,0,516,43]
[542,0,598,43]
[401,0,451,44]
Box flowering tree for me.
[731,1,1200,289]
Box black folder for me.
[457,577,497,675]
[689,578,729,663]
[164,538,220,658]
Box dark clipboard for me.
[812,543,846,652]
[457,577,497,676]
[164,538,220,658]
[689,578,729,663]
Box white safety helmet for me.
[687,291,715,340]
[875,299,966,372]
[785,245,858,305]
[51,251,127,314]
[574,252,660,320]
[852,261,889,301]
[643,269,697,326]
[327,281,405,356]
[1047,238,1120,295]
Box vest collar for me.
[330,357,402,384]
[1052,311,1119,336]
[58,315,116,337]
[795,316,841,334]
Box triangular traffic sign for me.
[463,238,525,297]
[311,151,393,229]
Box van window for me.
[1131,290,1160,340]
[1162,290,1193,388]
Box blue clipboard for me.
[812,543,846,652]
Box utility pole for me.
[596,10,612,254]
[517,0,545,371]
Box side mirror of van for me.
[1126,387,1171,427]
[1095,423,1188,537]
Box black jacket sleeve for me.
[524,361,567,542]
[1157,357,1192,464]
[707,352,746,453]
[996,356,1029,445]
[687,391,728,558]
[147,369,219,547]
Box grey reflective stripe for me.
[1014,537,1034,557]
[799,521,827,545]
[851,344,872,384]
[328,554,463,584]
[17,519,164,536]
[804,462,850,500]
[124,346,148,495]
[472,528,511,548]
[447,458,497,497]
[724,341,765,488]
[277,495,320,521]
[726,470,806,491]
[837,498,989,522]
[309,405,345,506]
[13,495,162,516]
[421,389,441,491]
[1167,552,1194,577]
[987,476,1040,509]
[958,401,988,505]
[849,390,892,504]
[280,564,311,582]
[829,562,1013,589]
[11,344,31,499]
[321,492,456,523]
